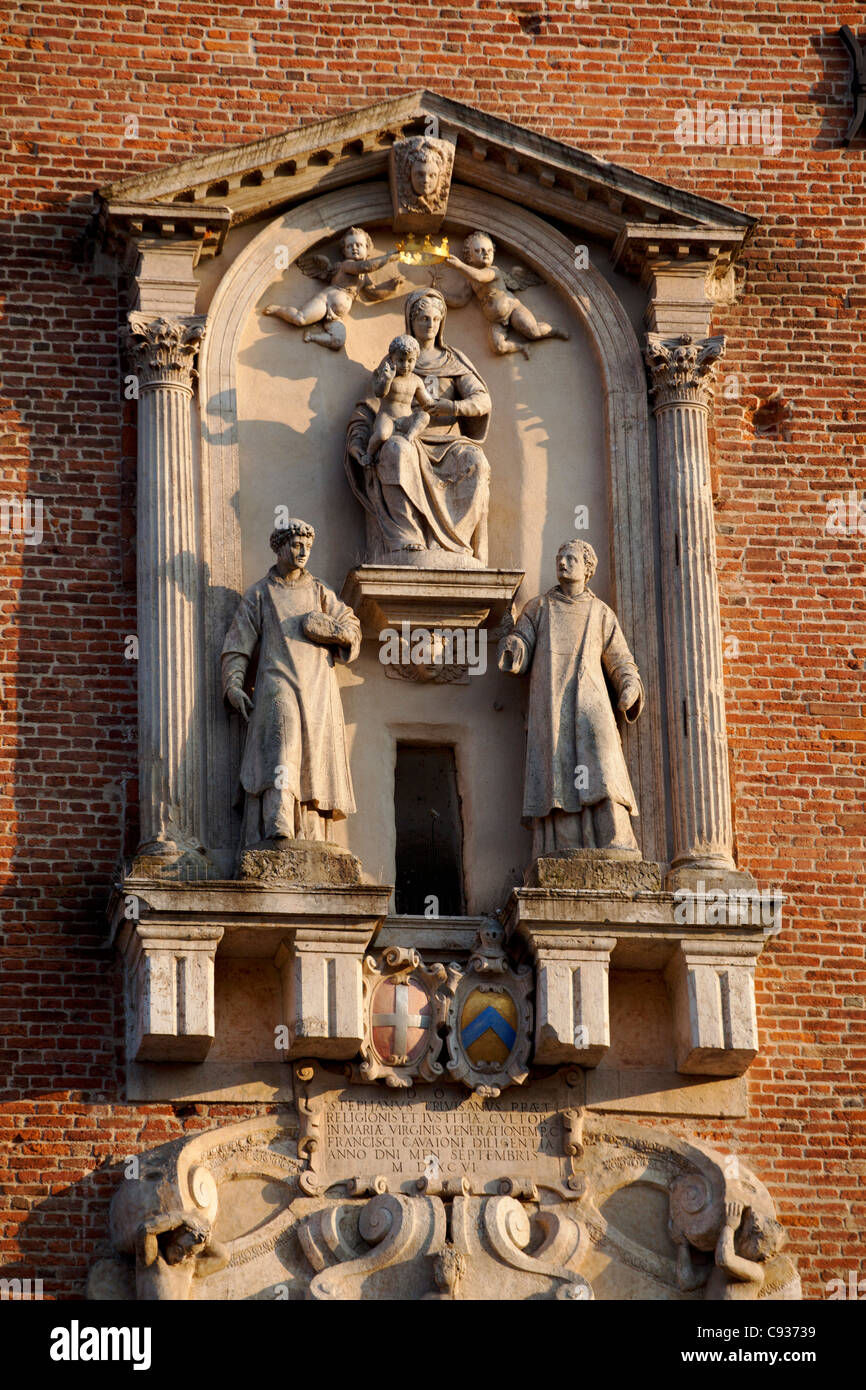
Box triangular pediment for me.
[98,90,755,264]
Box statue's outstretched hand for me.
[227,686,253,722]
[498,633,526,675]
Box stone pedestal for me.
[238,841,362,887]
[526,852,661,893]
[665,938,759,1076]
[342,565,523,636]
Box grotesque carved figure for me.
[261,227,404,351]
[221,519,361,848]
[669,1173,797,1301]
[424,1245,468,1300]
[94,1150,228,1302]
[132,1212,228,1302]
[440,230,570,358]
[499,539,644,860]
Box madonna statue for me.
[344,287,492,567]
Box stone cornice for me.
[611,223,748,282]
[99,200,232,261]
[95,90,757,257]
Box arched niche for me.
[198,182,667,879]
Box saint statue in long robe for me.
[221,520,361,848]
[499,540,644,861]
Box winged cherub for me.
[439,230,570,358]
[262,227,405,352]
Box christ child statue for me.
[359,334,437,468]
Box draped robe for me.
[511,586,643,824]
[221,568,361,842]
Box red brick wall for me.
[1,1,864,1299]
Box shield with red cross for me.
[370,975,434,1066]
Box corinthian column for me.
[645,333,738,883]
[124,313,207,864]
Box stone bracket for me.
[118,921,223,1063]
[504,885,774,1077]
[341,565,524,638]
[665,938,760,1076]
[276,926,375,1061]
[531,934,616,1067]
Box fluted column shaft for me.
[646,333,735,874]
[125,314,206,858]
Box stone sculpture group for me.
[102,112,795,1302]
[231,236,643,868]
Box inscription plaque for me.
[296,1066,580,1195]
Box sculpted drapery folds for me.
[500,539,645,860]
[221,520,361,847]
[344,288,492,564]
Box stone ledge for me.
[111,875,394,1080]
[504,885,770,1079]
[125,1060,747,1114]
[585,1069,747,1117]
[108,876,395,957]
[341,563,524,636]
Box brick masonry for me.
[0,1,864,1299]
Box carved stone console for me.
[109,878,392,1085]
[87,1096,800,1302]
[117,919,224,1063]
[504,883,771,1079]
[275,920,373,1061]
[665,938,760,1075]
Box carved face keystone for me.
[410,148,441,198]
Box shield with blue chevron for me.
[460,988,518,1065]
[444,919,533,1094]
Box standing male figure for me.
[499,539,644,860]
[221,519,361,848]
